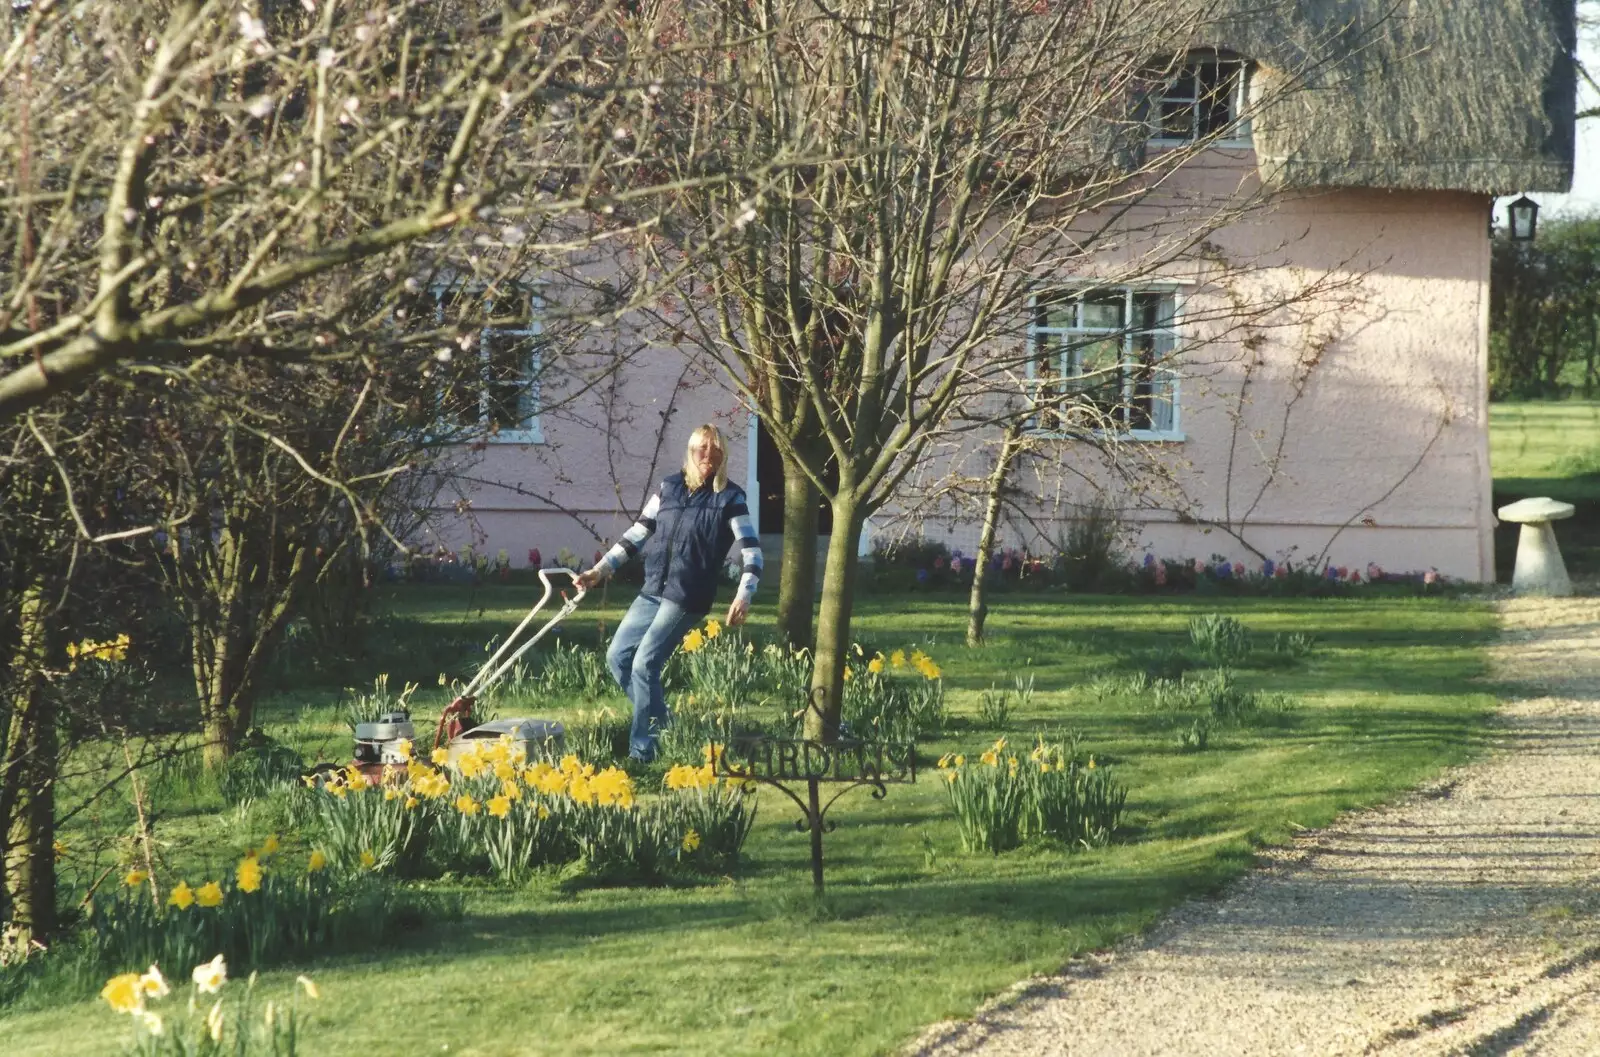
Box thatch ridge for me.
[1216,0,1575,194]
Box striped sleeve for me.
[596,492,660,575]
[727,494,762,604]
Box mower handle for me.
[459,567,587,703]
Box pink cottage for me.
[421,2,1575,585]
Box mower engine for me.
[353,710,416,776]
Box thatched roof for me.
[1218,0,1575,194]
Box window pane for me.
[483,328,540,432]
[1130,330,1176,433]
[1079,295,1124,330]
[1038,301,1075,331]
[1199,63,1242,136]
[1032,337,1068,431]
[1160,101,1195,139]
[1169,68,1197,101]
[435,357,482,431]
[1069,336,1124,426]
[1132,292,1175,331]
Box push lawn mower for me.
[348,568,588,780]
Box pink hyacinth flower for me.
[1154,562,1167,586]
[529,548,541,567]
[1423,569,1439,585]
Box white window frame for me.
[1026,285,1185,442]
[430,287,545,445]
[1148,53,1252,149]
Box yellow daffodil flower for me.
[487,794,511,818]
[101,973,143,1014]
[195,882,224,908]
[455,794,480,816]
[123,868,148,887]
[681,829,701,852]
[236,856,263,894]
[167,881,195,910]
[704,619,721,639]
[431,747,450,766]
[260,834,280,856]
[360,850,377,869]
[307,850,327,873]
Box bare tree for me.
[0,0,767,418]
[630,0,1335,738]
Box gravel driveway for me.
[910,596,1600,1057]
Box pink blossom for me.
[1349,570,1362,584]
[1366,563,1383,581]
[1194,558,1206,573]
[1423,569,1439,585]
[1154,562,1167,586]
[529,548,542,567]
[933,556,946,569]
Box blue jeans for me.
[606,593,701,761]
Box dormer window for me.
[1151,53,1251,146]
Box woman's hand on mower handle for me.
[576,567,604,591]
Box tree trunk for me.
[775,461,818,649]
[2,581,56,942]
[968,427,1023,646]
[805,496,863,742]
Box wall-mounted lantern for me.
[1507,195,1540,242]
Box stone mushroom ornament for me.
[1497,496,1577,597]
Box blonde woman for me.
[577,424,763,762]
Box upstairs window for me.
[1151,54,1250,146]
[429,289,545,445]
[1030,288,1180,438]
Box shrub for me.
[1189,614,1252,666]
[1055,501,1127,592]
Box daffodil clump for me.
[658,744,758,866]
[88,836,431,991]
[938,737,1128,855]
[838,644,947,742]
[101,953,322,1055]
[66,632,131,671]
[668,616,766,712]
[304,735,757,884]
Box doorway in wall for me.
[753,418,834,535]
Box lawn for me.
[3,586,1495,1056]
[1490,400,1600,577]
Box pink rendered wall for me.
[429,182,1496,582]
[877,185,1497,581]
[420,348,756,567]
